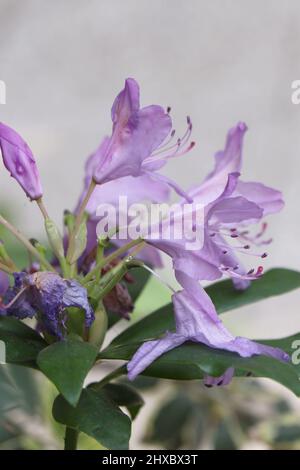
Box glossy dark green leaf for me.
[206,268,300,313]
[37,337,98,407]
[100,334,300,396]
[0,317,46,365]
[99,268,300,395]
[52,388,131,449]
[106,269,300,349]
[91,383,144,419]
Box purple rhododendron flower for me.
[88,78,194,199]
[0,122,43,200]
[189,122,284,214]
[82,175,170,218]
[127,273,289,381]
[146,172,265,286]
[77,173,170,268]
[77,155,171,268]
[144,123,284,288]
[0,272,94,338]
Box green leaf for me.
[99,268,300,395]
[0,317,46,365]
[101,334,300,396]
[206,268,300,313]
[52,388,131,449]
[90,383,144,419]
[127,266,151,302]
[106,268,300,349]
[37,337,97,407]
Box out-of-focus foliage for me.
[134,377,300,450]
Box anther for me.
[256,266,264,275]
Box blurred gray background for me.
[0,0,300,340]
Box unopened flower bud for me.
[88,303,108,349]
[30,238,47,257]
[0,122,43,200]
[63,210,75,232]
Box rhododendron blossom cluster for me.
[0,78,293,450]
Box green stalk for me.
[93,264,128,304]
[64,426,78,450]
[0,214,55,272]
[36,197,49,219]
[67,179,96,261]
[83,238,143,285]
[0,261,14,275]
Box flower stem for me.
[67,180,96,262]
[0,214,55,272]
[92,365,127,387]
[64,426,78,450]
[0,261,14,275]
[83,238,143,285]
[36,197,49,219]
[76,180,96,231]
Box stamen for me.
[141,264,176,293]
[155,129,176,152]
[146,116,194,164]
[256,266,264,276]
[234,223,272,247]
[255,222,268,239]
[146,135,181,159]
